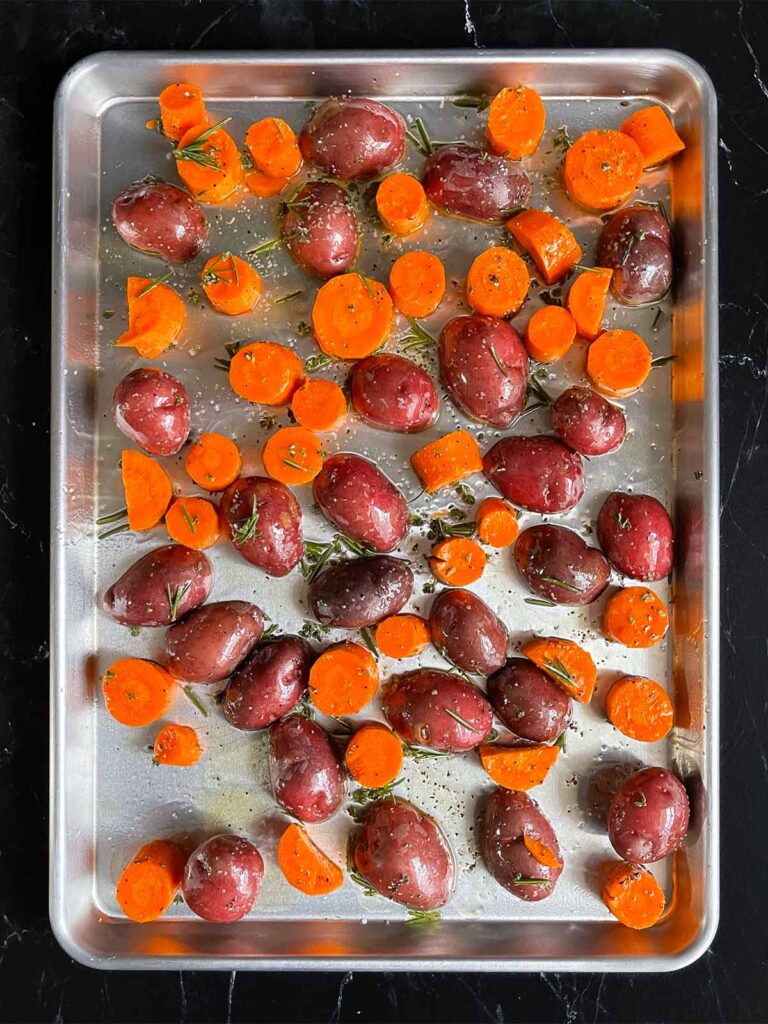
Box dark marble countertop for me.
[1,1,765,1021]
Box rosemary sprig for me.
[166,582,191,622]
[273,290,303,305]
[454,482,475,506]
[173,117,231,170]
[182,684,209,717]
[233,496,260,545]
[402,743,449,761]
[651,354,675,367]
[444,707,480,733]
[300,538,340,582]
[489,343,509,379]
[451,95,490,111]
[406,909,441,925]
[427,516,476,541]
[260,623,283,643]
[614,511,631,530]
[181,505,197,535]
[98,523,129,540]
[539,574,582,594]
[96,507,127,525]
[524,597,556,607]
[358,626,378,658]
[543,657,575,688]
[136,269,172,298]
[247,237,282,255]
[357,272,376,298]
[348,867,377,897]
[413,116,433,155]
[572,263,603,274]
[513,875,552,889]
[304,353,334,373]
[555,730,567,753]
[350,777,403,804]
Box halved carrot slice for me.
[522,636,597,704]
[121,449,173,531]
[479,744,559,790]
[277,823,343,895]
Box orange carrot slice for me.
[429,536,486,587]
[102,658,176,727]
[487,84,546,159]
[479,744,559,790]
[245,117,302,179]
[603,861,666,929]
[375,614,431,659]
[621,106,685,169]
[309,641,379,716]
[525,305,577,363]
[174,120,244,203]
[507,209,581,284]
[201,253,262,315]
[116,275,186,360]
[605,676,674,742]
[524,833,562,869]
[388,250,446,318]
[154,723,203,766]
[411,430,483,493]
[476,497,520,547]
[466,246,530,317]
[603,587,669,648]
[228,341,303,405]
[116,839,186,923]
[245,170,290,197]
[522,636,597,704]
[345,723,404,788]
[158,83,207,142]
[587,329,652,397]
[184,433,241,492]
[121,449,173,531]
[376,173,429,235]
[277,823,344,896]
[291,378,347,432]
[165,496,221,549]
[563,129,644,211]
[262,425,323,485]
[566,267,612,341]
[312,273,393,360]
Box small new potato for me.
[439,315,528,428]
[349,354,439,433]
[429,589,508,676]
[597,205,672,305]
[383,668,493,751]
[112,368,191,457]
[309,555,413,628]
[487,658,572,744]
[299,97,406,180]
[608,766,690,863]
[597,492,674,581]
[483,436,585,514]
[282,180,359,278]
[164,601,264,684]
[269,715,346,823]
[182,834,264,922]
[313,453,409,553]
[481,789,563,901]
[111,179,209,263]
[551,386,627,457]
[515,525,610,605]
[103,545,212,627]
[422,144,531,222]
[351,798,455,910]
[221,635,313,731]
[220,476,304,577]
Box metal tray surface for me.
[51,50,718,972]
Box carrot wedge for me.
[154,724,203,766]
[621,106,685,169]
[566,267,612,341]
[522,636,597,704]
[411,430,483,494]
[121,449,173,531]
[507,209,581,284]
[479,744,559,790]
[116,276,186,359]
[277,823,344,895]
[603,861,666,929]
[116,839,186,922]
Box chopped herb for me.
[102,309,115,319]
[297,320,313,337]
[348,866,377,897]
[427,516,476,541]
[247,237,282,255]
[273,290,303,305]
[524,597,557,607]
[614,511,631,530]
[543,657,575,688]
[357,272,376,298]
[651,308,667,331]
[513,875,552,888]
[283,457,307,471]
[422,580,437,594]
[358,626,378,658]
[402,743,448,761]
[129,625,141,637]
[489,343,510,378]
[187,288,201,305]
[443,707,480,733]
[555,731,567,752]
[166,581,191,622]
[539,575,582,594]
[651,354,675,367]
[634,793,647,808]
[296,693,316,719]
[406,909,441,925]
[552,125,571,151]
[454,482,475,506]
[260,413,277,430]
[451,95,490,111]
[182,684,209,717]
[136,269,172,298]
[173,117,231,170]
[96,507,128,526]
[181,505,197,535]
[304,352,335,373]
[572,263,603,274]
[350,777,403,804]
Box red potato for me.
[112,368,190,457]
[103,545,212,627]
[515,525,610,605]
[481,789,563,901]
[111,179,209,264]
[383,667,493,751]
[220,476,303,577]
[299,97,406,180]
[221,635,313,731]
[269,715,346,823]
[429,589,508,676]
[597,205,672,306]
[608,766,690,863]
[551,386,627,457]
[597,492,674,582]
[313,454,409,553]
[351,798,455,910]
[182,834,264,923]
[422,144,531,223]
[487,658,572,744]
[349,354,439,433]
[309,555,413,628]
[483,436,585,514]
[164,601,264,684]
[439,315,528,428]
[282,180,359,279]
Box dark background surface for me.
[0,0,764,1020]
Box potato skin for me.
[313,453,409,553]
[551,386,626,457]
[299,97,406,180]
[483,436,585,514]
[352,798,455,910]
[164,601,264,684]
[487,658,572,743]
[429,589,508,676]
[309,555,413,628]
[597,206,672,306]
[269,715,346,823]
[515,525,610,605]
[111,179,209,264]
[220,476,303,577]
[597,492,674,582]
[349,354,439,433]
[112,368,191,457]
[182,834,264,923]
[439,315,528,428]
[422,144,531,222]
[221,635,314,731]
[383,668,493,751]
[608,766,690,863]
[282,181,359,279]
[103,545,212,627]
[481,789,563,901]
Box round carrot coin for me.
[602,861,666,929]
[345,723,404,788]
[102,658,176,728]
[388,250,446,318]
[228,341,303,405]
[476,497,520,548]
[309,641,379,716]
[312,273,393,359]
[374,614,431,659]
[262,425,323,485]
[466,246,530,317]
[605,676,673,742]
[587,328,652,397]
[429,537,486,586]
[154,723,203,766]
[174,121,244,203]
[525,305,577,364]
[563,128,644,211]
[185,433,242,492]
[245,117,302,178]
[603,587,669,648]
[376,173,429,235]
[201,253,262,315]
[165,496,221,549]
[290,378,347,432]
[487,84,546,159]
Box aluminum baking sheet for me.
[51,50,719,971]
